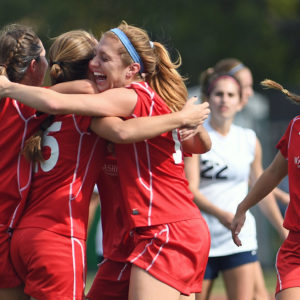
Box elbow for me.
[202,139,212,153]
[108,128,136,144]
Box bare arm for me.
[232,151,288,246]
[273,187,290,206]
[50,79,99,94]
[181,125,212,154]
[184,155,234,229]
[0,76,136,116]
[249,138,288,240]
[91,98,210,144]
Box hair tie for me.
[52,61,62,67]
[110,28,144,73]
[282,88,289,95]
[228,63,245,76]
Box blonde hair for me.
[49,30,97,84]
[23,30,97,162]
[261,79,300,104]
[104,21,188,112]
[0,23,42,82]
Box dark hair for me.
[200,71,242,101]
[0,24,42,82]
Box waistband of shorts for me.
[287,231,300,242]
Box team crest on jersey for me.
[102,163,118,176]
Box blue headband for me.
[227,63,245,76]
[110,28,144,73]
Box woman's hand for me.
[231,206,246,247]
[180,97,210,128]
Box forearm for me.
[51,79,99,94]
[3,82,134,116]
[4,82,65,113]
[182,125,212,154]
[238,166,284,214]
[91,113,187,144]
[192,188,224,218]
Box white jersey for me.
[200,121,257,256]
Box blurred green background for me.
[2,0,300,89]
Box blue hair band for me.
[227,63,245,76]
[110,28,144,73]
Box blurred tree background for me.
[1,0,300,89]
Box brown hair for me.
[261,79,300,104]
[23,30,97,162]
[104,21,188,112]
[200,58,248,101]
[0,24,42,82]
[200,71,242,101]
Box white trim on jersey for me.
[9,100,36,229]
[275,248,282,292]
[130,83,156,226]
[71,237,86,300]
[130,224,169,272]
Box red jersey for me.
[277,116,300,231]
[96,141,134,262]
[116,82,201,227]
[0,98,45,230]
[16,114,105,240]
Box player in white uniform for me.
[185,71,286,300]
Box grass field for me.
[85,268,277,299]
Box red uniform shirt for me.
[16,114,105,240]
[277,116,300,231]
[96,142,134,262]
[0,98,46,230]
[116,82,201,227]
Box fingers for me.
[231,222,242,247]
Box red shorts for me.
[128,217,210,295]
[0,227,22,288]
[87,259,131,300]
[276,231,300,294]
[10,227,86,300]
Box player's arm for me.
[50,79,99,94]
[181,125,212,154]
[232,151,288,246]
[249,138,288,240]
[90,98,210,144]
[184,155,234,229]
[0,75,137,116]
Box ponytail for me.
[261,79,300,104]
[22,115,54,162]
[148,43,187,112]
[111,21,188,112]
